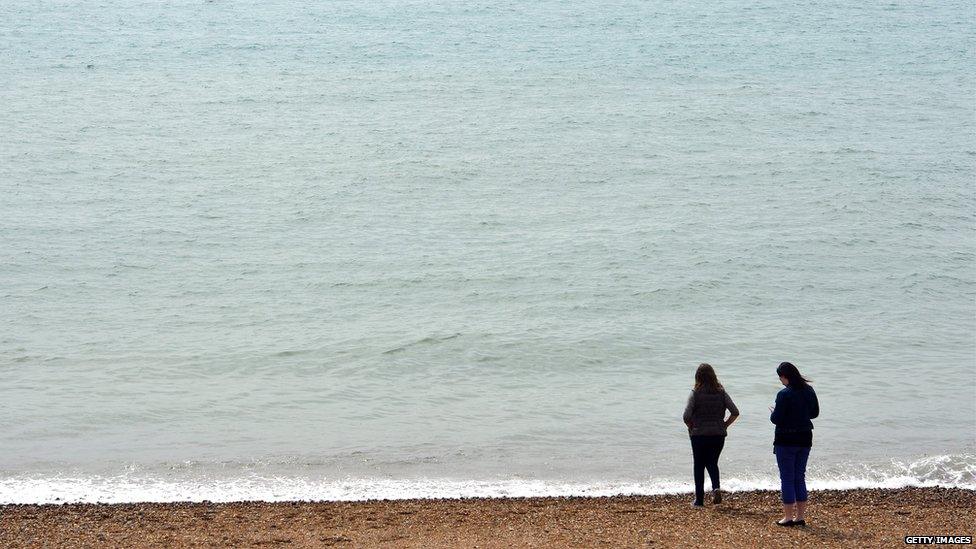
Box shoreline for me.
[1,487,973,548]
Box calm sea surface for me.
[1,0,974,502]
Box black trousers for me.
[690,435,726,504]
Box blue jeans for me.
[774,445,810,504]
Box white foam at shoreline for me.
[2,455,971,504]
[1,471,972,504]
[0,476,969,505]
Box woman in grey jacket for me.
[683,363,740,507]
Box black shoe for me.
[711,489,722,504]
[794,519,806,527]
[776,519,796,527]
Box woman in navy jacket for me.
[769,361,819,527]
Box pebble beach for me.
[1,487,972,548]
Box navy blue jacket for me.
[770,385,819,446]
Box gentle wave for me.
[2,455,971,504]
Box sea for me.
[1,0,974,503]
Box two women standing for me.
[683,361,819,526]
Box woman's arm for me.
[724,392,740,427]
[769,390,785,424]
[683,391,695,429]
[808,388,820,419]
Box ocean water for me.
[1,0,974,503]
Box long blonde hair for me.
[694,363,724,393]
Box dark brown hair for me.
[694,363,724,393]
[776,361,812,389]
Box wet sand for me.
[0,487,972,548]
